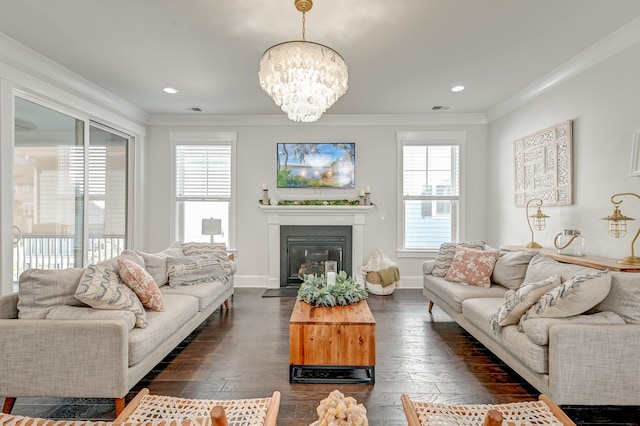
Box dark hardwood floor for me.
[7,288,640,425]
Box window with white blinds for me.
[176,145,231,199]
[401,143,460,250]
[175,143,232,244]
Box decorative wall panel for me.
[514,120,573,206]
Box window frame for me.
[396,131,466,257]
[170,132,237,251]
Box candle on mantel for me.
[262,183,268,190]
[326,271,337,286]
[359,189,365,196]
[365,186,371,193]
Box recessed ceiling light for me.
[163,87,179,94]
[451,85,465,93]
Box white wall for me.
[487,41,640,259]
[144,121,489,288]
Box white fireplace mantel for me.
[259,205,373,288]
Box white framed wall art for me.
[513,120,573,206]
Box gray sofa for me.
[423,250,640,406]
[0,243,235,415]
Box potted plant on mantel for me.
[297,271,368,307]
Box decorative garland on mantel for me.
[259,199,369,206]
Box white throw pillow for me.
[518,270,612,331]
[488,275,561,334]
[182,242,227,257]
[166,254,233,288]
[134,250,168,286]
[75,264,148,328]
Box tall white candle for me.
[359,189,365,196]
[365,186,371,193]
[326,271,337,286]
[262,183,268,190]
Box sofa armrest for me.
[0,319,130,398]
[548,323,640,405]
[423,260,436,275]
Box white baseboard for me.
[233,275,270,288]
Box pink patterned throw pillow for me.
[118,258,165,311]
[444,247,501,288]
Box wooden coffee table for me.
[289,298,376,384]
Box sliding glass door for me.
[87,125,128,264]
[12,97,129,287]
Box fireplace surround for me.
[260,205,372,288]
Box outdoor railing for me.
[12,234,126,285]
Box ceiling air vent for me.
[430,105,451,111]
[182,106,204,112]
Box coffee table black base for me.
[289,364,375,384]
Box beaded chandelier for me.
[258,0,348,123]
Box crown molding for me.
[147,112,487,127]
[487,16,640,122]
[0,33,149,127]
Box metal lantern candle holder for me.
[601,192,640,265]
[524,198,550,248]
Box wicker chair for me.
[114,388,280,426]
[401,394,576,426]
[0,389,280,426]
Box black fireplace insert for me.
[280,225,352,287]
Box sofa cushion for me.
[524,253,596,283]
[166,255,233,288]
[488,276,561,333]
[491,250,538,290]
[128,294,199,366]
[519,270,611,329]
[521,311,625,346]
[423,260,436,275]
[500,325,549,374]
[431,241,485,277]
[134,251,168,286]
[595,271,640,323]
[17,268,86,319]
[461,297,549,374]
[98,251,145,273]
[161,280,229,312]
[444,247,500,288]
[157,241,185,257]
[118,259,165,312]
[46,305,137,331]
[424,275,507,313]
[75,265,148,328]
[462,298,505,344]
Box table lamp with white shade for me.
[201,218,222,243]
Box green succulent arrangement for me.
[297,271,369,307]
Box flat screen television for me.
[277,143,355,188]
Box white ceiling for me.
[2,0,640,118]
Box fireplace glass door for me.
[280,226,352,286]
